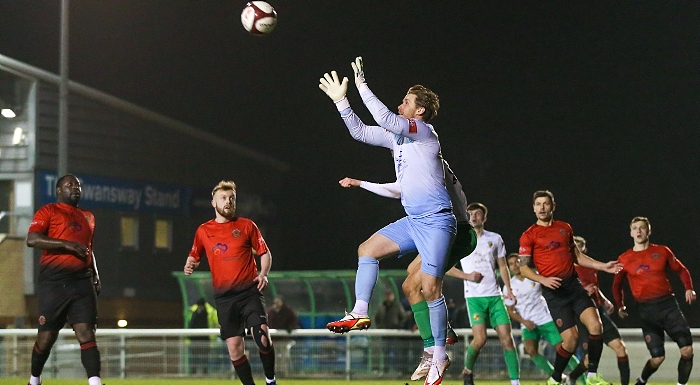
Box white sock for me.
[425,346,435,355]
[351,300,369,316]
[511,380,521,385]
[266,377,276,384]
[433,345,447,363]
[88,376,102,385]
[29,376,41,385]
[587,372,597,378]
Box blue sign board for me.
[37,171,192,215]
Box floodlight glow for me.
[117,319,128,328]
[1,109,15,118]
[12,127,23,145]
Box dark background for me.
[1,1,698,326]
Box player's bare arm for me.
[183,256,199,275]
[519,257,562,289]
[497,256,516,302]
[91,251,101,295]
[574,246,623,273]
[445,266,483,283]
[255,251,272,291]
[27,231,90,259]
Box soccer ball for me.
[241,1,277,35]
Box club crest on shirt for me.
[232,229,242,238]
[559,228,568,236]
[211,243,228,255]
[38,315,46,325]
[651,252,660,260]
[408,118,417,134]
[544,241,560,251]
[487,241,493,248]
[556,318,563,327]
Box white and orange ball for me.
[241,1,277,35]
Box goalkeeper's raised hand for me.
[351,57,365,87]
[319,71,348,103]
[351,56,369,93]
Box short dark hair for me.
[466,202,488,217]
[532,190,555,205]
[56,174,78,189]
[506,253,519,263]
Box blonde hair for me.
[630,216,651,231]
[211,180,236,197]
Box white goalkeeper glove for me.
[319,71,348,103]
[351,56,370,93]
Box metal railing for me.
[1,328,698,381]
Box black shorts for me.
[638,296,692,357]
[215,285,268,340]
[576,306,621,353]
[542,276,596,333]
[445,222,477,270]
[37,278,97,332]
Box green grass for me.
[0,380,684,385]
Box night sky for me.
[1,2,698,323]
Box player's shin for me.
[30,343,50,377]
[677,354,693,384]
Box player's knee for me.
[401,276,420,298]
[679,345,693,359]
[252,324,272,353]
[524,345,538,357]
[609,339,628,356]
[471,336,487,350]
[649,354,665,366]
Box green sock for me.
[531,353,554,375]
[504,348,520,380]
[465,345,479,370]
[410,300,434,348]
[567,354,581,373]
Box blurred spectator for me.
[186,298,218,374]
[448,298,469,328]
[267,296,301,331]
[374,290,411,329]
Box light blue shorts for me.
[377,211,456,278]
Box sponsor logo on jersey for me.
[68,221,83,232]
[544,241,560,251]
[212,243,228,255]
[634,264,650,274]
[232,229,242,238]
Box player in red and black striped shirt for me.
[613,216,695,385]
[518,190,621,385]
[184,180,276,385]
[26,174,103,385]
